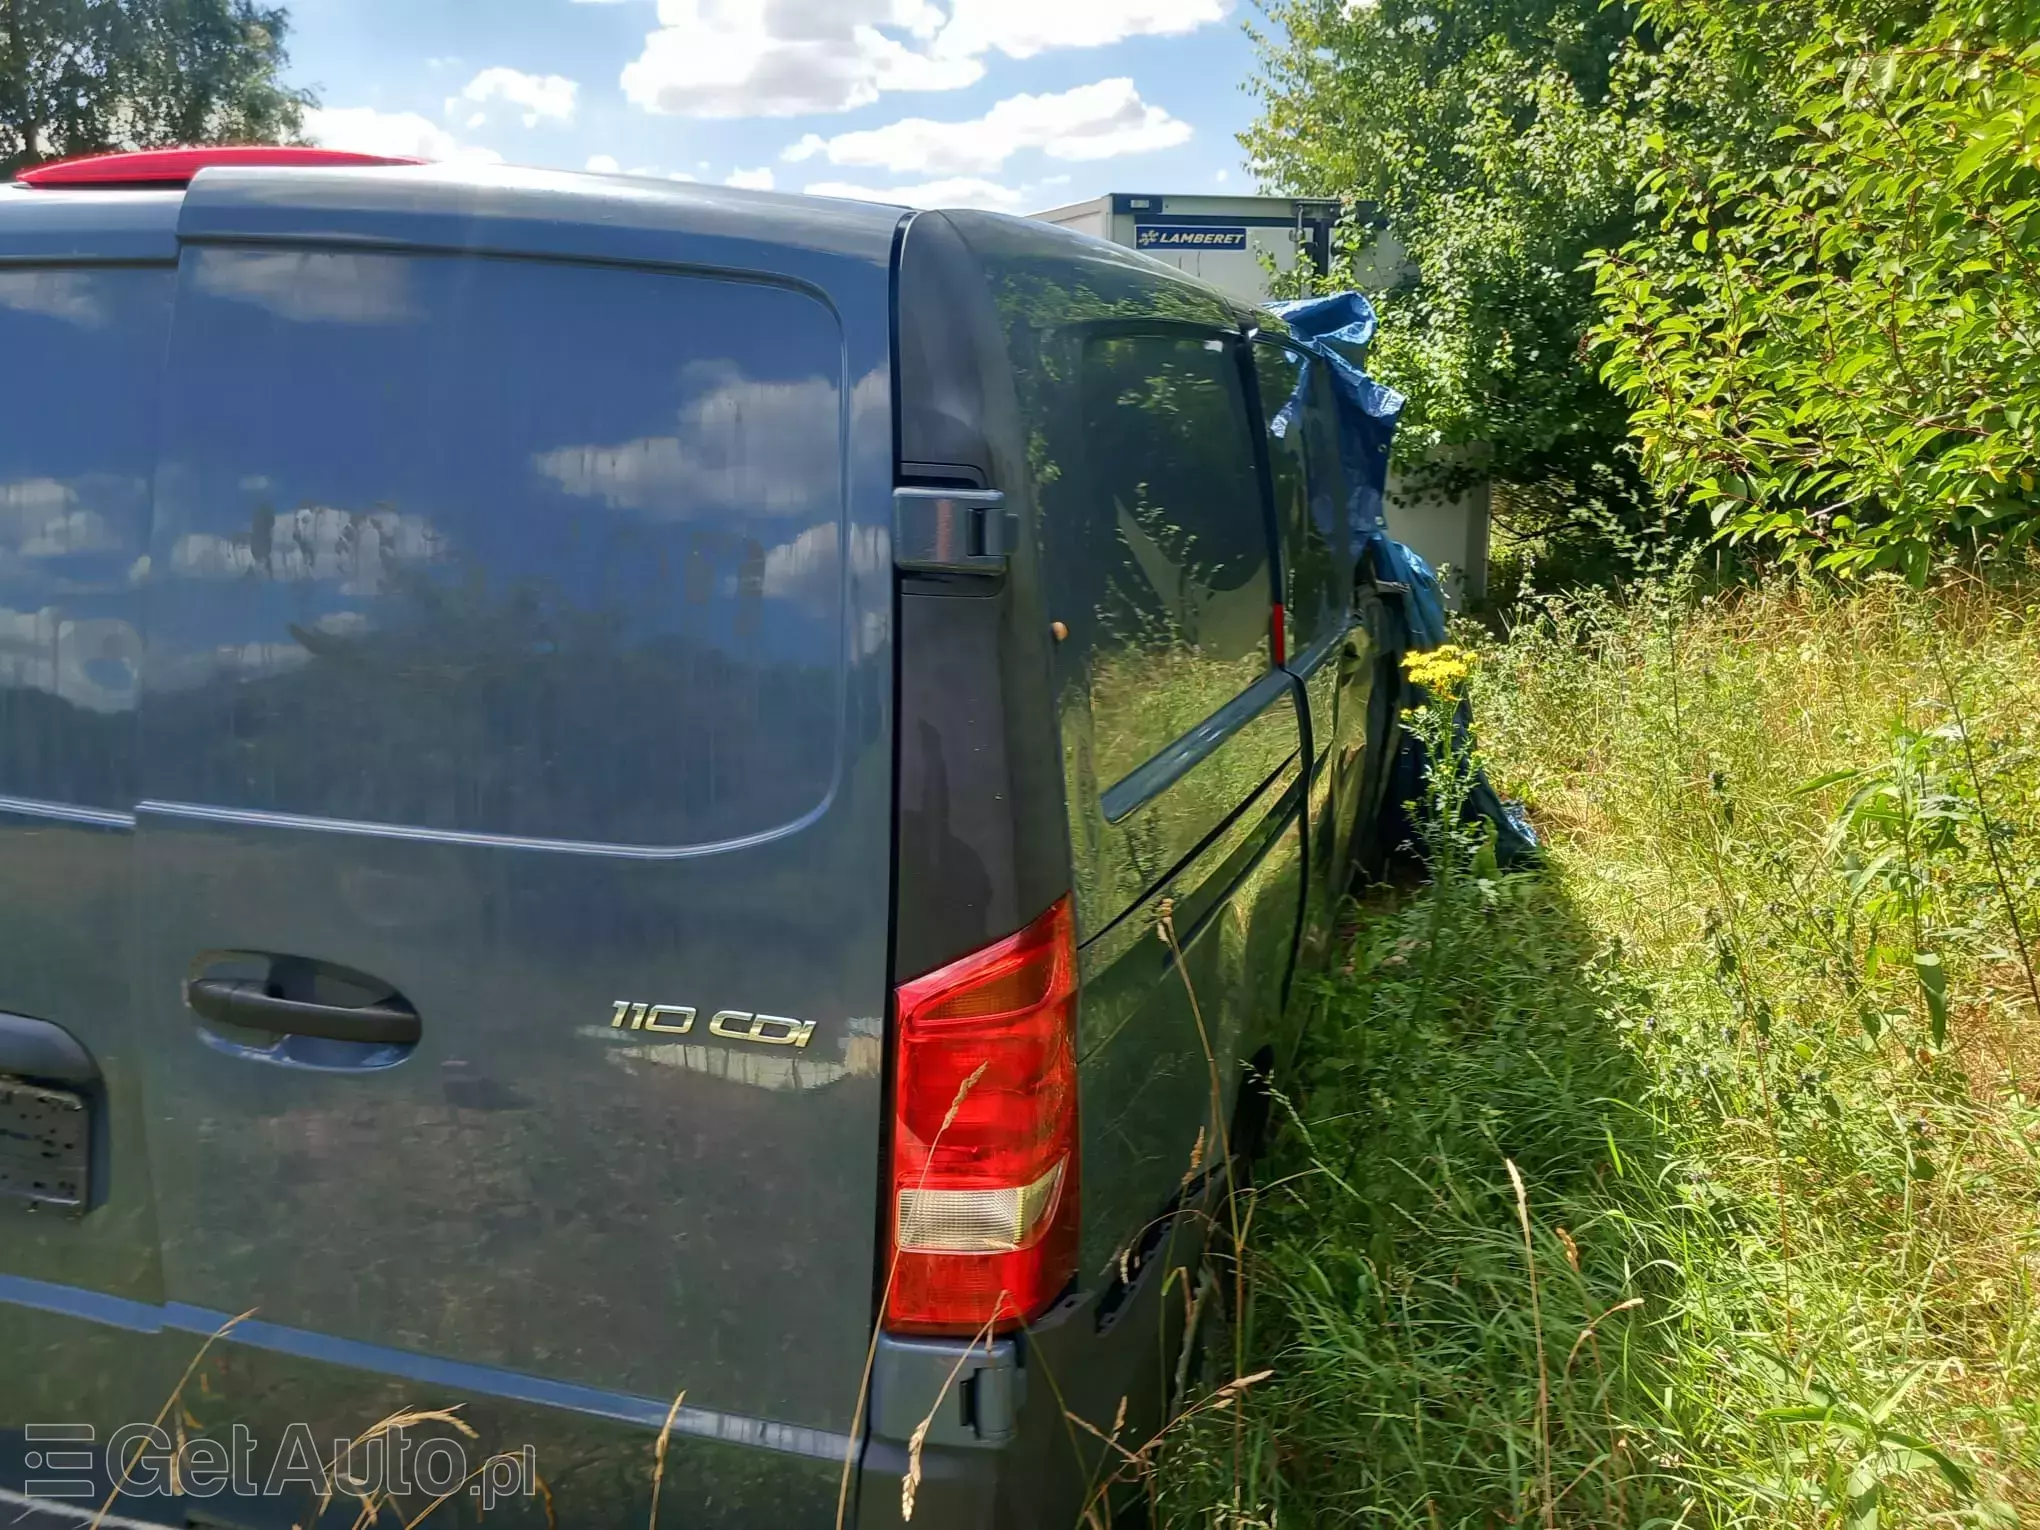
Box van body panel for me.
[0,186,180,263]
[0,249,175,1427]
[117,172,899,1432]
[2,1309,844,1527]
[175,163,905,275]
[1074,750,1305,1278]
[0,170,903,1512]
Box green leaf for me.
[1874,1430,1975,1497]
[1913,952,1949,1047]
[1793,767,1867,796]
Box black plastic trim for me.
[888,213,1072,985]
[894,212,1000,488]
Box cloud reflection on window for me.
[0,270,109,329]
[192,248,422,326]
[168,505,449,595]
[0,606,141,713]
[532,360,846,519]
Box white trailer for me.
[1031,192,1349,307]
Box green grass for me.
[1145,571,2040,1528]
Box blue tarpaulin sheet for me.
[1265,290,1447,651]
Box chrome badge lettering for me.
[610,1001,813,1050]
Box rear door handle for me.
[186,978,422,1046]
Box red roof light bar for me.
[16,146,423,190]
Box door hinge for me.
[894,488,1016,575]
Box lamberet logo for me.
[1135,224,1249,250]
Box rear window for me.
[1054,329,1273,791]
[0,265,170,811]
[144,249,847,850]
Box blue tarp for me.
[1266,291,1447,651]
[1270,291,1537,864]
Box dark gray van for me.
[0,150,1394,1528]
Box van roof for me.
[0,159,911,268]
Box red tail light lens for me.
[886,897,1080,1335]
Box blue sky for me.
[281,0,1272,213]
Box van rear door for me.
[0,193,179,1436]
[123,167,898,1499]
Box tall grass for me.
[1151,571,2040,1528]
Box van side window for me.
[0,266,171,810]
[1058,329,1272,793]
[1251,342,1350,662]
[144,249,846,850]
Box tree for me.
[1,0,312,178]
[1246,1,1687,556]
[1591,0,2040,578]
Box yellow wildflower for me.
[1402,644,1476,698]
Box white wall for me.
[1384,463,1490,610]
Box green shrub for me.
[1592,0,2040,577]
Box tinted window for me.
[1054,330,1272,793]
[1252,343,1349,659]
[0,265,170,810]
[144,249,847,849]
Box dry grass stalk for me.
[91,1308,253,1530]
[1507,1159,1555,1530]
[900,1311,1001,1523]
[648,1388,686,1529]
[835,1062,991,1530]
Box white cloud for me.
[618,0,1230,120]
[783,78,1188,177]
[724,166,776,190]
[933,0,1226,60]
[586,153,693,179]
[622,0,978,118]
[450,66,579,127]
[803,176,1024,210]
[0,270,108,328]
[303,106,503,164]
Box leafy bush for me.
[1592,0,2040,578]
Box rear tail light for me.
[886,897,1080,1335]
